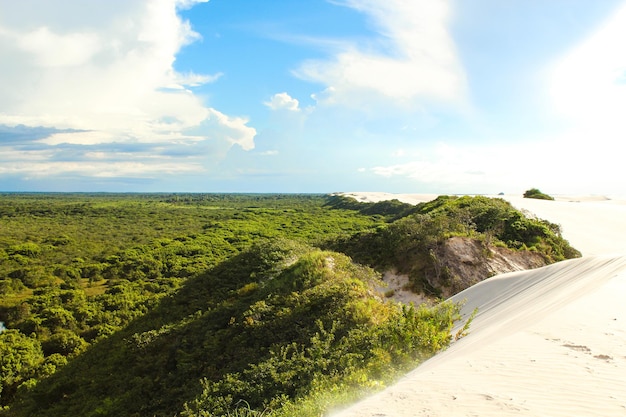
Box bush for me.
[0,330,44,406]
[7,243,42,258]
[42,330,88,357]
[523,188,554,200]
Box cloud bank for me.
[294,0,466,108]
[0,0,256,183]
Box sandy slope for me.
[330,193,626,417]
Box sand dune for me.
[331,193,626,417]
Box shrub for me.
[0,330,44,406]
[42,330,88,357]
[7,243,42,258]
[523,188,554,200]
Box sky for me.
[1,0,626,195]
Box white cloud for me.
[264,92,301,111]
[204,109,257,151]
[38,131,118,146]
[17,26,101,67]
[539,3,626,196]
[0,160,203,178]
[294,0,466,108]
[549,3,626,136]
[367,135,626,195]
[0,0,256,179]
[364,3,626,196]
[371,143,477,185]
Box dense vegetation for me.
[328,195,580,296]
[0,193,578,416]
[523,188,555,200]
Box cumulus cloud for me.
[17,26,101,67]
[370,143,479,185]
[264,92,301,111]
[0,0,256,181]
[203,109,257,151]
[294,0,466,108]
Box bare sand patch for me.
[376,270,428,306]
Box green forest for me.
[0,193,580,416]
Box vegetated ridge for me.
[0,193,580,416]
[327,194,580,298]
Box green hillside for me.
[0,193,579,416]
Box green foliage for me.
[332,195,581,295]
[324,195,417,220]
[523,188,555,200]
[7,243,42,258]
[0,194,393,415]
[403,195,575,260]
[42,330,87,357]
[0,330,44,406]
[3,193,553,416]
[5,239,460,417]
[178,246,459,417]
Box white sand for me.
[330,192,626,417]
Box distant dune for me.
[331,193,626,417]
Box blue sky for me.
[1,0,626,195]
